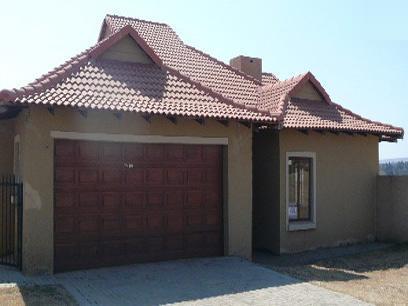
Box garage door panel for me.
[125,169,144,185]
[184,191,203,208]
[101,216,121,237]
[124,144,144,161]
[146,192,164,209]
[78,192,99,213]
[145,168,164,185]
[166,168,184,185]
[79,243,99,261]
[204,232,222,247]
[55,243,78,265]
[124,192,145,211]
[55,216,76,234]
[204,212,222,227]
[165,236,183,251]
[146,215,165,233]
[55,168,76,184]
[166,191,183,209]
[55,192,76,209]
[101,143,123,161]
[185,146,203,162]
[147,237,164,252]
[186,168,204,185]
[204,146,221,163]
[78,216,99,235]
[101,168,122,184]
[205,168,220,185]
[124,215,145,233]
[145,144,164,161]
[78,141,99,161]
[101,193,121,213]
[126,238,145,254]
[185,213,204,228]
[204,190,220,207]
[78,169,99,184]
[165,144,184,161]
[55,140,223,272]
[55,140,76,160]
[102,241,124,258]
[167,213,183,233]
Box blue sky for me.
[1,0,407,159]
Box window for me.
[286,152,316,231]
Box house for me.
[0,14,403,274]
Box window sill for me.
[288,221,316,232]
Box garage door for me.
[54,140,223,272]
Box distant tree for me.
[380,161,408,175]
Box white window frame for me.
[286,152,317,231]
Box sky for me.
[0,0,407,159]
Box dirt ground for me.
[0,285,77,306]
[272,244,408,306]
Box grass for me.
[271,244,408,305]
[0,284,78,306]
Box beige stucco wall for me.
[293,81,323,101]
[278,129,378,253]
[100,35,153,64]
[0,119,15,175]
[17,105,253,274]
[376,176,408,243]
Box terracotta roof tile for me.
[0,14,403,140]
[15,59,272,122]
[102,15,262,109]
[284,98,403,136]
[261,72,279,85]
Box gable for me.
[100,35,153,64]
[292,81,324,101]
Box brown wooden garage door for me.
[54,140,223,272]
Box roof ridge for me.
[106,14,169,27]
[184,44,263,86]
[262,71,279,80]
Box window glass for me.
[288,157,312,222]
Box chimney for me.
[230,55,262,81]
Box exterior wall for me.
[278,130,378,253]
[293,81,323,101]
[376,176,408,243]
[17,105,253,274]
[0,119,15,175]
[100,35,153,64]
[253,130,280,253]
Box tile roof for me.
[261,72,279,85]
[100,14,263,109]
[284,98,403,137]
[0,14,403,141]
[13,59,272,122]
[258,72,403,138]
[0,25,273,123]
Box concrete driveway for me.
[0,257,369,305]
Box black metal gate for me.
[0,175,23,269]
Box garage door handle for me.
[124,163,134,169]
